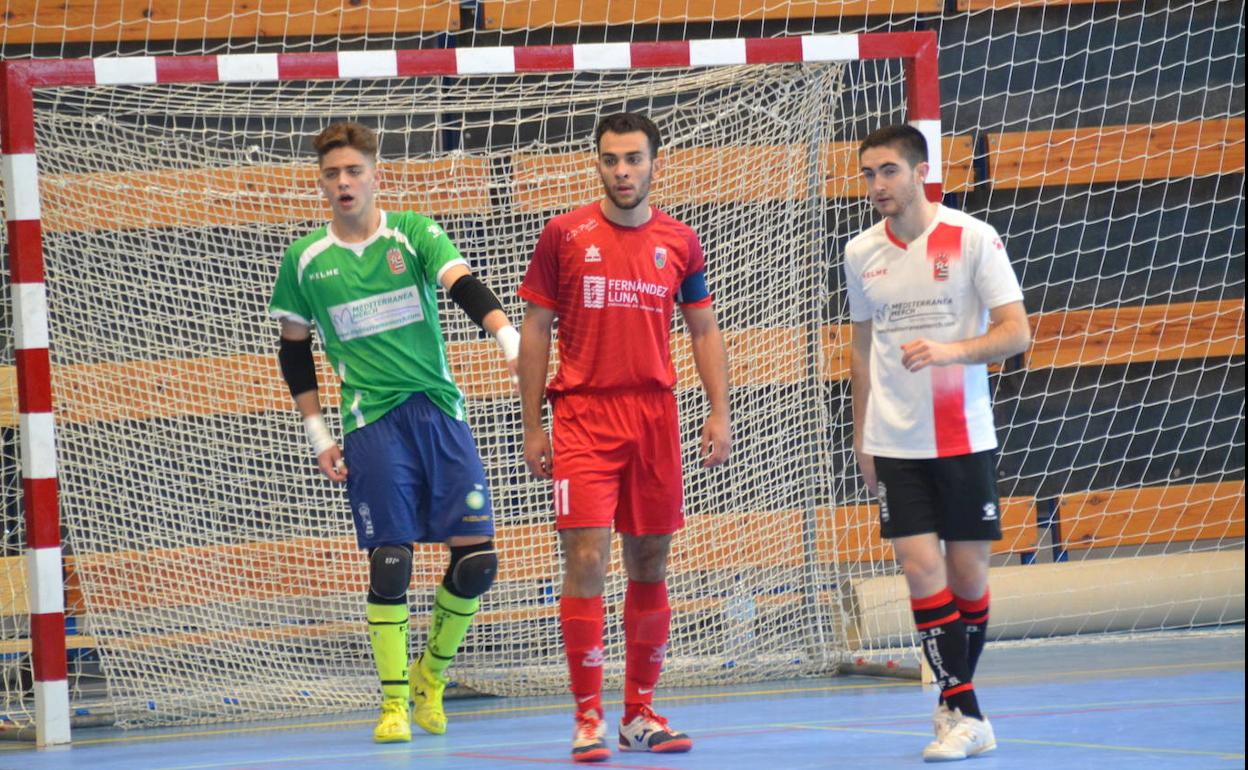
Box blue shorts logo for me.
[466,484,486,511]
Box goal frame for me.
[0,31,941,746]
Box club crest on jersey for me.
[931,252,951,281]
[654,247,668,269]
[386,247,406,275]
[584,244,602,263]
[583,275,606,309]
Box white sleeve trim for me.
[270,309,312,327]
[435,258,470,287]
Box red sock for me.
[561,594,605,716]
[623,580,670,722]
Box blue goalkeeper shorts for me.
[343,392,495,548]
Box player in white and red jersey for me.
[844,124,1031,762]
[518,112,731,763]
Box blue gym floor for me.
[3,631,1242,769]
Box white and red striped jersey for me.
[844,205,1024,459]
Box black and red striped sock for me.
[955,589,990,679]
[912,587,981,719]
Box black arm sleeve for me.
[448,273,504,329]
[278,336,318,398]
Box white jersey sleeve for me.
[969,224,1024,311]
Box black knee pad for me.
[369,544,413,601]
[443,541,498,598]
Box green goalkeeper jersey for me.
[269,210,467,433]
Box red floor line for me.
[450,751,683,769]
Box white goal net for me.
[2,40,929,729]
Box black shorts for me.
[874,450,1003,541]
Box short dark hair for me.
[595,112,662,158]
[313,121,379,164]
[858,124,927,168]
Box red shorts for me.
[550,390,684,535]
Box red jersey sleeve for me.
[685,231,706,276]
[519,221,561,309]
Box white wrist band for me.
[495,324,520,361]
[303,415,336,456]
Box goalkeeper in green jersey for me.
[269,121,519,743]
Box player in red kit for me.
[517,112,731,763]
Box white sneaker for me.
[932,702,959,740]
[618,704,692,753]
[923,714,996,762]
[571,709,610,763]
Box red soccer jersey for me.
[519,202,711,397]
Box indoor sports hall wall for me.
[0,0,1242,737]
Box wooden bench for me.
[1,1,461,45]
[38,159,493,232]
[0,501,1016,654]
[23,136,976,231]
[478,0,943,29]
[0,511,809,654]
[1056,480,1246,552]
[957,0,1128,9]
[3,481,1237,653]
[1,298,1241,426]
[986,118,1245,189]
[820,497,1039,563]
[1025,299,1245,368]
[511,136,977,213]
[19,118,1242,228]
[0,554,94,654]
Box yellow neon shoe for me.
[373,698,412,743]
[411,657,448,735]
